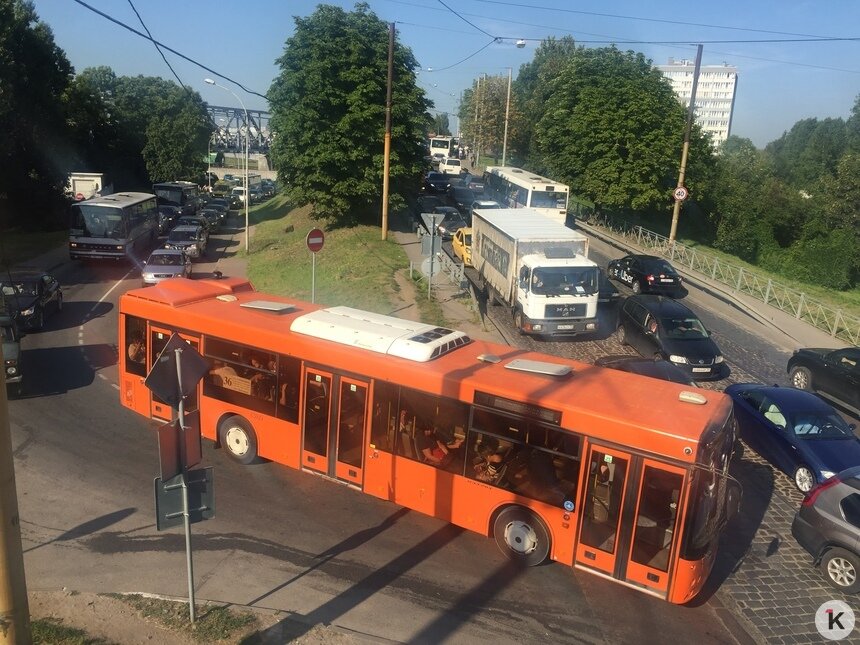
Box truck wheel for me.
[513,310,525,335]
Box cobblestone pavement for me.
[426,228,860,644]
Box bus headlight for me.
[669,355,688,364]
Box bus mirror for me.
[725,479,742,521]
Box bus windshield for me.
[70,205,128,239]
[530,266,599,296]
[154,186,185,207]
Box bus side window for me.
[370,381,399,453]
[124,315,147,377]
[276,354,301,423]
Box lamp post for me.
[205,78,249,252]
[207,138,212,192]
[502,67,512,167]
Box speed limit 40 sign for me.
[673,186,689,201]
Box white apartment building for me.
[657,58,738,146]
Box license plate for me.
[692,367,711,373]
[660,278,675,282]
[557,324,575,330]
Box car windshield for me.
[792,412,854,439]
[642,259,675,274]
[661,317,708,339]
[0,281,38,297]
[531,266,599,296]
[148,253,183,266]
[168,230,197,242]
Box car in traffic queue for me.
[453,172,484,194]
[726,383,860,492]
[231,186,247,206]
[608,254,684,296]
[175,214,210,239]
[260,178,276,198]
[446,185,476,217]
[141,249,193,287]
[452,227,472,266]
[787,346,860,414]
[1,313,22,397]
[200,207,222,233]
[617,295,728,381]
[249,186,265,204]
[594,355,697,386]
[597,267,620,306]
[439,157,464,175]
[0,270,63,331]
[792,465,860,594]
[422,171,451,194]
[430,207,465,240]
[164,224,206,259]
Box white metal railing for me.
[582,214,860,345]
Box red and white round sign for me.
[673,186,689,201]
[306,228,325,253]
[75,192,85,201]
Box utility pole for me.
[475,74,485,167]
[669,44,703,246]
[502,67,512,167]
[0,343,31,644]
[381,22,394,241]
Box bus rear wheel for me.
[493,506,550,567]
[218,415,258,465]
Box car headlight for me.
[21,307,35,316]
[820,470,836,480]
[6,366,17,376]
[669,355,688,364]
[714,355,724,364]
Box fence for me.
[582,213,860,345]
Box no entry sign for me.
[306,228,325,253]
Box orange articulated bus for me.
[118,277,739,604]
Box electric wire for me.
[126,0,193,98]
[70,0,267,100]
[436,0,496,38]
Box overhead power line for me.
[126,0,191,96]
[70,0,267,100]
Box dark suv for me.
[792,466,860,593]
[617,295,728,381]
[787,347,860,414]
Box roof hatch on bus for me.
[504,358,572,377]
[290,306,471,362]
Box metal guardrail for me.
[582,214,860,345]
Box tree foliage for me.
[765,117,847,188]
[534,46,714,214]
[431,113,451,136]
[268,3,431,226]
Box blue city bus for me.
[69,192,158,262]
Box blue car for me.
[726,384,860,492]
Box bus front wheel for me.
[218,415,258,465]
[493,506,550,567]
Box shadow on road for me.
[15,343,117,397]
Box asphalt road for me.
[7,214,811,644]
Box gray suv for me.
[792,465,860,593]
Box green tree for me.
[268,3,431,225]
[765,117,847,188]
[534,46,713,214]
[0,0,74,231]
[431,113,451,136]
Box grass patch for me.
[0,230,67,268]
[31,617,113,644]
[248,201,409,315]
[108,594,257,643]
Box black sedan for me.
[0,270,63,331]
[787,347,860,414]
[727,383,860,492]
[447,186,476,216]
[422,171,451,194]
[608,254,683,296]
[594,355,696,386]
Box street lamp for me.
[205,78,249,253]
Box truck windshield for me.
[531,266,599,296]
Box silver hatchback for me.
[141,249,192,287]
[792,465,860,593]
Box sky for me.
[34,0,860,148]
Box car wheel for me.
[789,366,812,392]
[618,325,628,346]
[493,506,550,567]
[631,281,641,295]
[218,415,258,465]
[822,548,860,594]
[793,464,815,493]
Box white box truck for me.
[471,208,599,337]
[67,172,111,200]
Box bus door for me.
[301,367,368,487]
[148,326,200,421]
[575,445,686,598]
